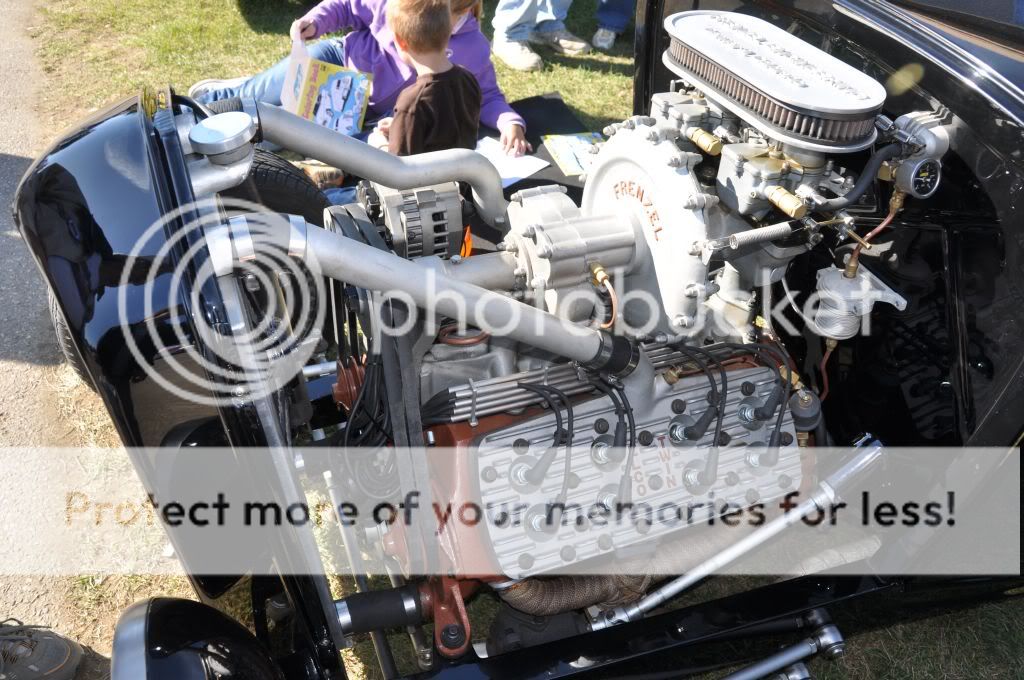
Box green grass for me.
[35,0,632,130]
[30,2,1024,678]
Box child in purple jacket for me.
[192,0,531,156]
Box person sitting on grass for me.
[367,0,481,156]
[190,0,531,156]
[592,0,634,51]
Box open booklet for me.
[474,137,549,188]
[280,39,372,137]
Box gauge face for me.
[910,159,941,198]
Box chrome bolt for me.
[669,422,688,443]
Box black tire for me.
[222,148,330,226]
[222,148,343,350]
[48,290,94,389]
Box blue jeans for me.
[596,0,634,33]
[491,0,570,42]
[198,39,347,106]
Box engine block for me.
[475,366,802,578]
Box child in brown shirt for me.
[373,0,482,155]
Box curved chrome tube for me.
[256,103,509,227]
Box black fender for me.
[12,95,220,446]
[111,598,284,680]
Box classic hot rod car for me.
[13,0,1024,678]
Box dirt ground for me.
[0,2,191,677]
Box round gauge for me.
[898,158,943,199]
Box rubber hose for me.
[817,143,902,213]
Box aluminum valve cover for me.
[475,366,802,578]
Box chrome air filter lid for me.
[663,11,887,151]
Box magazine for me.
[281,39,372,137]
[541,132,604,177]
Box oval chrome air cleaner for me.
[663,11,887,152]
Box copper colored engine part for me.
[332,358,367,411]
[419,577,479,658]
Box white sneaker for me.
[187,76,250,100]
[493,39,544,71]
[592,28,617,51]
[528,29,591,55]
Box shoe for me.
[528,29,591,55]
[0,619,83,680]
[592,27,617,51]
[187,76,249,100]
[493,39,544,71]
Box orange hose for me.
[818,347,834,402]
[846,193,903,276]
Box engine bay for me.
[95,6,992,669]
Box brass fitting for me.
[589,262,610,287]
[765,185,808,219]
[662,366,683,386]
[687,127,723,156]
[843,256,860,279]
[788,369,805,390]
[843,228,873,251]
[889,189,907,214]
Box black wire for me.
[531,384,575,503]
[341,360,373,447]
[749,344,794,450]
[516,383,568,517]
[689,345,728,440]
[671,346,719,424]
[612,383,636,449]
[609,381,636,502]
[590,380,625,431]
[709,342,793,449]
[341,361,373,446]
[517,383,564,446]
[683,344,729,485]
[338,353,394,447]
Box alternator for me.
[375,181,464,259]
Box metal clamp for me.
[206,223,234,278]
[228,215,256,263]
[287,214,308,258]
